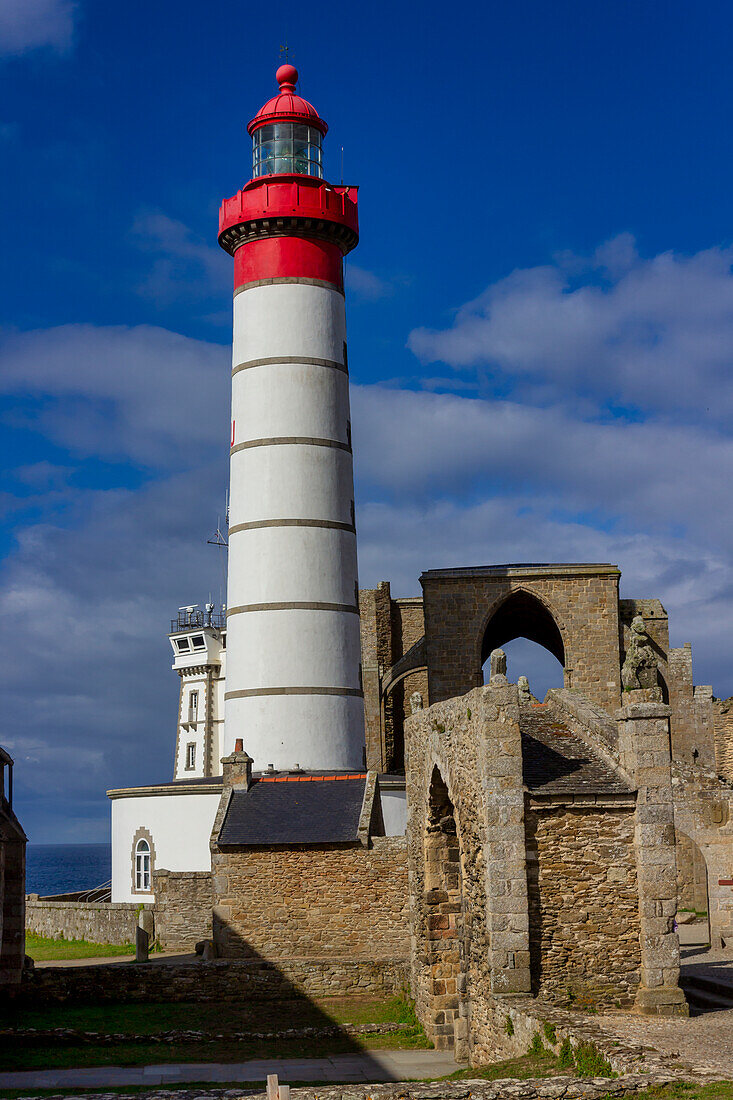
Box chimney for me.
[221,743,254,790]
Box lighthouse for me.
[218,65,364,772]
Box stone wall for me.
[154,870,212,950]
[420,565,622,715]
[674,829,709,914]
[360,583,394,772]
[359,584,427,774]
[26,898,143,946]
[8,957,409,1005]
[386,597,427,773]
[212,837,409,961]
[667,645,715,769]
[0,799,26,985]
[713,697,733,782]
[405,683,532,1064]
[671,760,733,950]
[525,804,641,1006]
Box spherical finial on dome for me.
[276,64,298,90]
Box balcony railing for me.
[170,609,226,633]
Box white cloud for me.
[131,213,231,308]
[345,263,393,301]
[0,324,229,467]
[0,0,77,57]
[408,236,733,424]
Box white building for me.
[108,606,226,903]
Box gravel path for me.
[593,947,733,1079]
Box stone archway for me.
[479,588,566,669]
[420,563,622,713]
[423,766,470,1061]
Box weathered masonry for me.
[1,746,26,985]
[405,678,690,1063]
[360,564,721,779]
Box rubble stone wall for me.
[8,957,409,1005]
[212,837,409,961]
[25,899,141,946]
[525,804,641,1006]
[360,583,394,772]
[154,869,212,950]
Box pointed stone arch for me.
[477,586,567,671]
[420,564,623,712]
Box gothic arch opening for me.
[480,590,565,697]
[424,767,469,1059]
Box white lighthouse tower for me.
[218,64,364,771]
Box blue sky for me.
[3,0,733,844]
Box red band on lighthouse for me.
[233,236,344,293]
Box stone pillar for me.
[478,681,532,995]
[617,698,688,1016]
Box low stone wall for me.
[26,898,145,945]
[4,1081,689,1100]
[154,870,212,950]
[475,994,694,1079]
[8,957,409,1005]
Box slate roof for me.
[218,774,367,846]
[521,708,633,796]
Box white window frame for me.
[186,742,196,770]
[135,838,151,892]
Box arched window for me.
[135,838,151,892]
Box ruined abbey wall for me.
[713,698,733,783]
[420,566,623,716]
[403,680,668,1062]
[525,805,641,1006]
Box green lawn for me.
[0,993,417,1034]
[25,933,134,961]
[0,1030,430,1072]
[0,994,430,1071]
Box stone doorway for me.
[424,766,469,1061]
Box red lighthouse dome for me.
[247,65,328,137]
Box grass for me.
[0,994,430,1072]
[0,1030,430,1071]
[450,1049,572,1080]
[0,993,417,1035]
[24,933,135,961]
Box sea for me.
[26,844,112,897]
